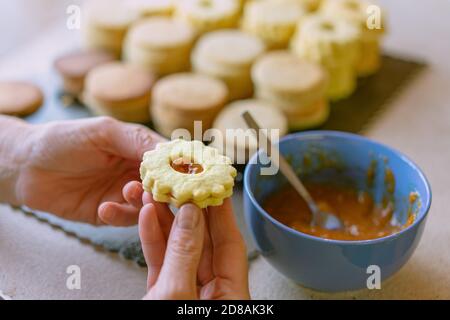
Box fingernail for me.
[177,204,200,230]
[100,206,113,221]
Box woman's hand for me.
[131,183,250,299]
[1,115,164,225]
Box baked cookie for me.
[123,17,195,77]
[0,81,44,117]
[140,139,237,208]
[288,99,329,130]
[82,0,139,57]
[321,0,386,76]
[54,50,115,95]
[242,0,306,49]
[192,30,265,101]
[252,51,329,129]
[83,62,155,123]
[296,0,322,12]
[128,0,175,17]
[291,14,360,100]
[152,73,228,138]
[211,99,288,163]
[175,0,240,35]
[252,51,328,110]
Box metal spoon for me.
[242,111,343,230]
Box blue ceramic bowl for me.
[243,131,432,292]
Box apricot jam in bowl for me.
[243,131,432,292]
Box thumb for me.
[155,203,204,299]
[100,117,165,160]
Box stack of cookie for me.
[192,30,265,101]
[242,0,306,49]
[151,73,228,138]
[54,50,115,96]
[297,0,322,12]
[211,99,288,164]
[252,51,329,130]
[128,0,175,17]
[83,62,155,123]
[175,0,240,36]
[321,0,386,76]
[291,14,360,100]
[123,17,195,77]
[82,0,138,57]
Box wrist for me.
[0,116,34,206]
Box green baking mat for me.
[19,54,425,267]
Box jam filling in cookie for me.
[140,139,236,208]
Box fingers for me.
[98,202,139,226]
[146,193,174,239]
[139,203,166,290]
[197,210,214,286]
[123,181,144,208]
[207,199,249,289]
[100,117,165,161]
[155,204,204,299]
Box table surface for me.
[1,0,450,299]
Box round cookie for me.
[288,99,329,130]
[252,51,328,111]
[82,0,139,57]
[291,14,360,100]
[320,0,386,76]
[291,14,360,67]
[123,17,195,76]
[211,99,288,163]
[242,0,306,49]
[128,0,175,17]
[0,81,44,116]
[140,139,237,208]
[175,0,240,35]
[83,62,155,123]
[192,30,265,101]
[296,0,322,12]
[54,50,115,95]
[320,0,386,36]
[152,73,228,138]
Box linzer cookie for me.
[83,62,155,123]
[321,0,387,76]
[291,14,360,100]
[0,81,44,117]
[192,30,265,101]
[175,0,240,35]
[151,73,228,138]
[140,139,237,208]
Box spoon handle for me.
[241,111,318,214]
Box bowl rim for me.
[243,130,433,246]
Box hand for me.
[8,116,164,224]
[136,188,250,300]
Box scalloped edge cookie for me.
[140,139,237,208]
